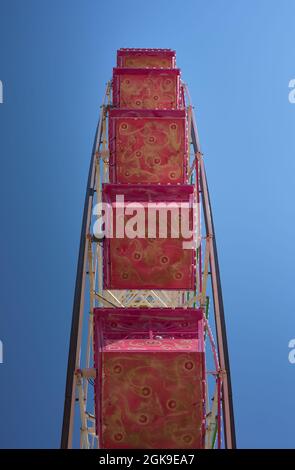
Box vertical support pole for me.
[60,127,98,449]
[61,92,107,447]
[191,112,236,449]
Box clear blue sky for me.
[0,0,294,448]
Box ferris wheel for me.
[61,48,236,450]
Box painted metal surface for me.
[117,48,176,68]
[112,68,181,109]
[109,109,187,184]
[102,184,196,290]
[94,308,205,449]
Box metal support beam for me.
[191,109,236,449]
[60,85,110,448]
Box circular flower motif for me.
[183,434,193,444]
[113,364,122,374]
[167,399,177,410]
[141,386,152,397]
[174,272,183,280]
[184,360,194,371]
[138,414,148,424]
